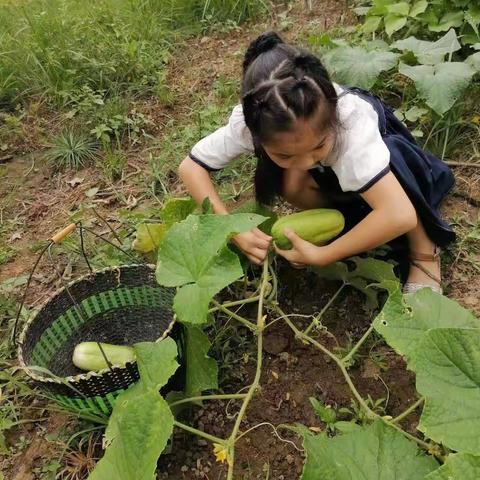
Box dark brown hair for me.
[241,32,339,204]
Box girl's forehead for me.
[265,116,327,154]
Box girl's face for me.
[263,113,335,171]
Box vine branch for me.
[392,396,425,424]
[226,259,269,480]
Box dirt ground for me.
[1,1,479,479]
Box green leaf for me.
[315,257,397,309]
[134,338,179,390]
[425,453,480,480]
[184,326,218,396]
[409,0,428,18]
[299,420,437,479]
[156,213,265,324]
[374,288,478,364]
[89,389,173,480]
[161,197,197,224]
[132,223,169,253]
[385,2,410,16]
[404,106,428,122]
[391,29,461,65]
[232,200,277,235]
[467,52,480,71]
[429,11,464,32]
[414,328,480,454]
[322,46,399,89]
[309,397,337,424]
[465,6,480,35]
[384,14,408,36]
[362,15,382,33]
[399,62,475,115]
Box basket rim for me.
[17,263,177,386]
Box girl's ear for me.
[243,32,284,73]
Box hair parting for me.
[241,32,339,204]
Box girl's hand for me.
[274,228,329,267]
[233,228,272,265]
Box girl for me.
[178,32,456,294]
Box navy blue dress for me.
[308,87,456,249]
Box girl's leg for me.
[405,220,441,288]
[282,169,330,209]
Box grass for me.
[148,75,256,203]
[45,130,99,170]
[0,0,266,110]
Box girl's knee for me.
[281,170,328,209]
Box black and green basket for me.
[15,224,180,417]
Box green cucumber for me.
[272,208,345,249]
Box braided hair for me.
[241,32,339,205]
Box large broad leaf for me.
[232,200,277,235]
[156,213,265,324]
[391,29,461,65]
[384,14,407,36]
[409,0,428,18]
[322,46,399,89]
[132,198,197,254]
[373,288,478,365]
[399,62,475,115]
[161,197,197,224]
[134,338,179,390]
[88,338,179,480]
[132,223,169,253]
[184,326,218,396]
[299,420,437,479]
[465,6,480,36]
[88,389,173,480]
[414,328,480,454]
[467,52,480,71]
[425,453,480,480]
[428,11,464,33]
[315,257,398,309]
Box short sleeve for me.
[189,104,254,171]
[331,94,390,193]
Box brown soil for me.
[157,271,420,479]
[1,1,480,479]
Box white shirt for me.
[189,85,390,193]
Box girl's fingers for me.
[251,247,268,261]
[253,237,271,249]
[247,253,263,265]
[252,228,272,242]
[290,261,306,269]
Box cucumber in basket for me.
[73,342,136,372]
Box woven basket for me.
[17,264,180,416]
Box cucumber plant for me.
[86,210,480,480]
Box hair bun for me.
[243,32,284,72]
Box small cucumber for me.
[272,209,345,249]
[73,342,135,372]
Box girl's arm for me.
[275,172,417,266]
[178,156,229,214]
[178,156,272,264]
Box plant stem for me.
[381,417,436,455]
[208,296,260,313]
[274,304,376,419]
[392,397,425,424]
[304,283,345,335]
[227,260,269,480]
[174,420,226,445]
[341,323,375,366]
[169,393,247,407]
[274,304,442,459]
[212,300,257,331]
